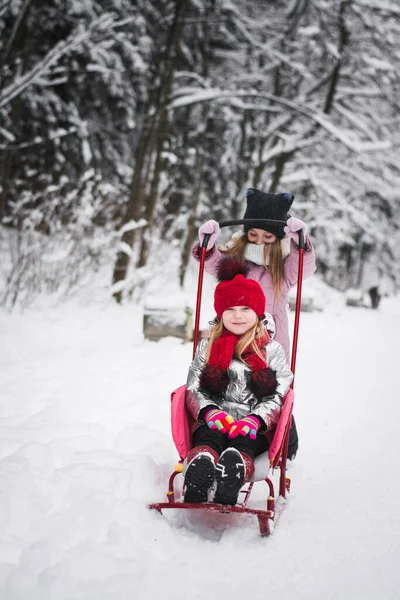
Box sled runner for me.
[148,219,306,536]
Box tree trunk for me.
[111,115,156,297]
[323,0,350,114]
[232,110,250,218]
[136,104,170,269]
[112,0,189,301]
[137,0,189,269]
[179,148,204,287]
[0,148,13,219]
[0,0,33,219]
[256,0,350,193]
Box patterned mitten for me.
[204,408,235,434]
[228,415,261,440]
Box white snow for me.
[1,284,400,599]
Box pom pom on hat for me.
[214,258,266,319]
[216,258,249,282]
[244,188,295,239]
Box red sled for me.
[148,219,306,536]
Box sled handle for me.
[279,230,305,479]
[192,221,305,371]
[219,218,287,229]
[290,229,305,383]
[193,234,211,358]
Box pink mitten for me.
[284,216,307,243]
[198,220,221,250]
[228,415,261,440]
[204,408,235,434]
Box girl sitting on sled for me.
[184,258,293,506]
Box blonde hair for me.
[205,317,267,366]
[220,234,284,300]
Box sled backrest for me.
[268,388,294,468]
[171,384,294,468]
[171,385,192,459]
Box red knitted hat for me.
[214,259,266,319]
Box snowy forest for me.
[0,0,399,310]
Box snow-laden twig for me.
[118,219,148,236]
[0,126,15,142]
[0,14,116,110]
[0,127,78,150]
[354,0,400,15]
[170,87,392,153]
[0,0,12,19]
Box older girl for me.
[194,188,316,364]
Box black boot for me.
[183,449,217,503]
[214,448,245,506]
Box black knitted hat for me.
[243,188,295,239]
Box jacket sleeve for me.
[251,340,293,430]
[185,339,216,421]
[191,242,224,278]
[283,236,317,288]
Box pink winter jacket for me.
[192,238,316,362]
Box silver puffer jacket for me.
[185,319,293,431]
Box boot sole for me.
[184,455,215,503]
[214,450,245,506]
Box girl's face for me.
[247,228,277,245]
[222,306,258,335]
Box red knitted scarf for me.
[207,329,269,372]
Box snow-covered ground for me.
[1,283,400,600]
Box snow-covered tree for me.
[0,0,156,306]
[1,0,399,308]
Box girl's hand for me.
[228,415,261,440]
[284,216,307,243]
[198,220,221,249]
[204,408,235,434]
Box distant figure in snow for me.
[361,256,382,310]
[368,286,381,309]
[192,188,316,461]
[184,259,293,506]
